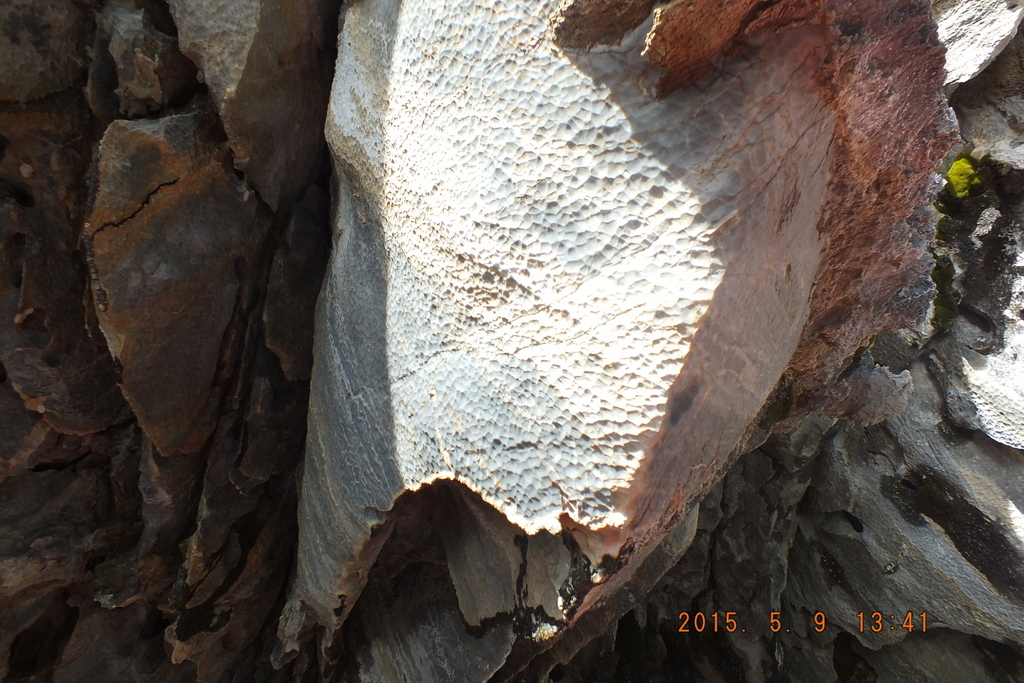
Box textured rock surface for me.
[86,112,272,456]
[167,0,337,209]
[0,0,91,102]
[291,0,831,653]
[549,21,1024,679]
[955,30,1024,168]
[0,0,336,680]
[1,0,1022,680]
[87,2,196,120]
[549,0,655,50]
[283,0,955,676]
[934,0,1024,88]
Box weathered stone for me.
[642,0,764,91]
[167,481,298,683]
[787,0,957,407]
[282,0,954,669]
[850,630,1024,683]
[86,111,272,456]
[348,560,516,683]
[4,0,1023,678]
[53,602,195,683]
[0,0,91,102]
[0,590,79,681]
[0,368,49,482]
[786,362,1024,650]
[642,0,819,94]
[524,531,572,622]
[954,30,1024,168]
[167,0,337,209]
[820,352,913,426]
[0,0,333,678]
[934,0,1024,88]
[0,105,131,435]
[263,185,330,382]
[88,2,197,119]
[550,0,655,50]
[434,484,522,628]
[0,466,126,628]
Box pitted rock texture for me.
[285,0,955,673]
[290,0,836,647]
[2,0,1019,679]
[550,30,1024,679]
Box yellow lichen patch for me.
[946,157,982,199]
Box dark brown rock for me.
[263,185,330,382]
[87,2,197,120]
[0,103,131,435]
[53,602,195,683]
[167,480,298,683]
[167,0,338,209]
[0,0,91,102]
[86,111,273,456]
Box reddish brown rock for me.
[642,0,764,92]
[550,0,656,50]
[53,602,195,683]
[641,0,820,94]
[86,111,273,456]
[789,0,959,406]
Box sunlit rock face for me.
[933,0,1024,88]
[282,0,954,665]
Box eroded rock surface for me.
[550,22,1024,679]
[1,0,1021,680]
[167,0,338,209]
[934,0,1024,88]
[284,0,956,676]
